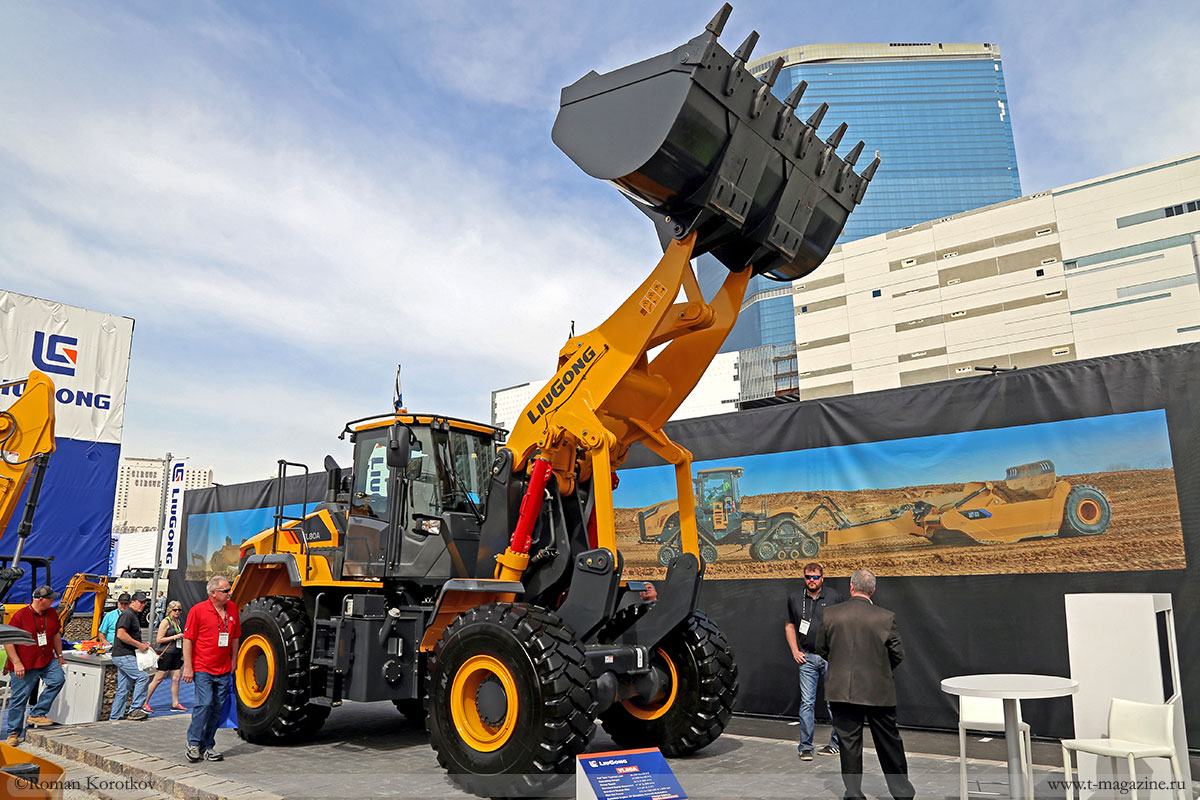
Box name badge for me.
[218,632,229,648]
[798,619,810,636]
[36,632,48,647]
[176,639,183,649]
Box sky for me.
[2,0,1198,484]
[613,409,1174,508]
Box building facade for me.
[707,42,1022,354]
[112,457,214,530]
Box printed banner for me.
[0,290,134,444]
[0,291,134,607]
[160,460,186,570]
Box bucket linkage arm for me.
[499,233,750,581]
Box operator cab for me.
[341,415,499,582]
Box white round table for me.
[942,674,1078,800]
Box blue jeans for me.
[110,654,151,719]
[798,654,839,752]
[188,671,231,752]
[2,660,66,740]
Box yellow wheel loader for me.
[230,5,878,795]
[637,466,819,565]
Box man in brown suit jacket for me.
[816,568,914,800]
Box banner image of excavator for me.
[0,371,109,636]
[639,459,1112,564]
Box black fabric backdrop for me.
[173,343,1200,742]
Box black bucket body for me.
[552,5,877,281]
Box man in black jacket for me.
[816,568,914,800]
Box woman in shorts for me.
[144,601,188,712]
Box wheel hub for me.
[475,675,508,727]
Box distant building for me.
[112,457,213,530]
[707,42,1022,353]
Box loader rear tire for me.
[235,596,330,743]
[600,610,738,757]
[428,602,596,798]
[1060,485,1111,536]
[393,698,426,728]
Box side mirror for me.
[386,423,412,470]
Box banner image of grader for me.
[638,460,1112,563]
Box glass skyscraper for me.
[704,42,1022,353]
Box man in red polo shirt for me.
[3,585,67,746]
[182,575,240,763]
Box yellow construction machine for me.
[756,460,1112,559]
[230,5,878,795]
[0,371,109,635]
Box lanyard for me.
[34,611,48,633]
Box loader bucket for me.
[552,4,879,281]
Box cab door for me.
[342,431,393,578]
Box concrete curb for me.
[26,726,286,800]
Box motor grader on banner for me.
[229,5,878,795]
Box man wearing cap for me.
[2,585,67,746]
[98,592,131,648]
[109,591,152,721]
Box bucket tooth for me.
[844,140,865,166]
[706,3,733,36]
[826,122,847,150]
[861,155,881,182]
[733,30,759,62]
[783,80,807,110]
[724,30,759,96]
[854,156,882,204]
[751,57,783,118]
[774,80,806,139]
[806,102,829,129]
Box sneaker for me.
[818,744,840,756]
[26,716,55,728]
[186,745,202,763]
[799,750,814,761]
[126,708,149,721]
[203,749,224,762]
[4,734,19,747]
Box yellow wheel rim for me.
[237,634,275,709]
[621,648,679,720]
[450,654,519,752]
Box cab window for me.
[351,431,391,518]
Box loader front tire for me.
[236,597,330,743]
[428,603,596,798]
[1060,485,1111,536]
[600,610,737,757]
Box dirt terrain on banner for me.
[615,468,1185,579]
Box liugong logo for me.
[32,331,79,377]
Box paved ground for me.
[20,699,1195,800]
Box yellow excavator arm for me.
[0,371,56,539]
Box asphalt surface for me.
[23,699,1197,800]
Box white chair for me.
[1061,698,1187,800]
[958,695,1033,800]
